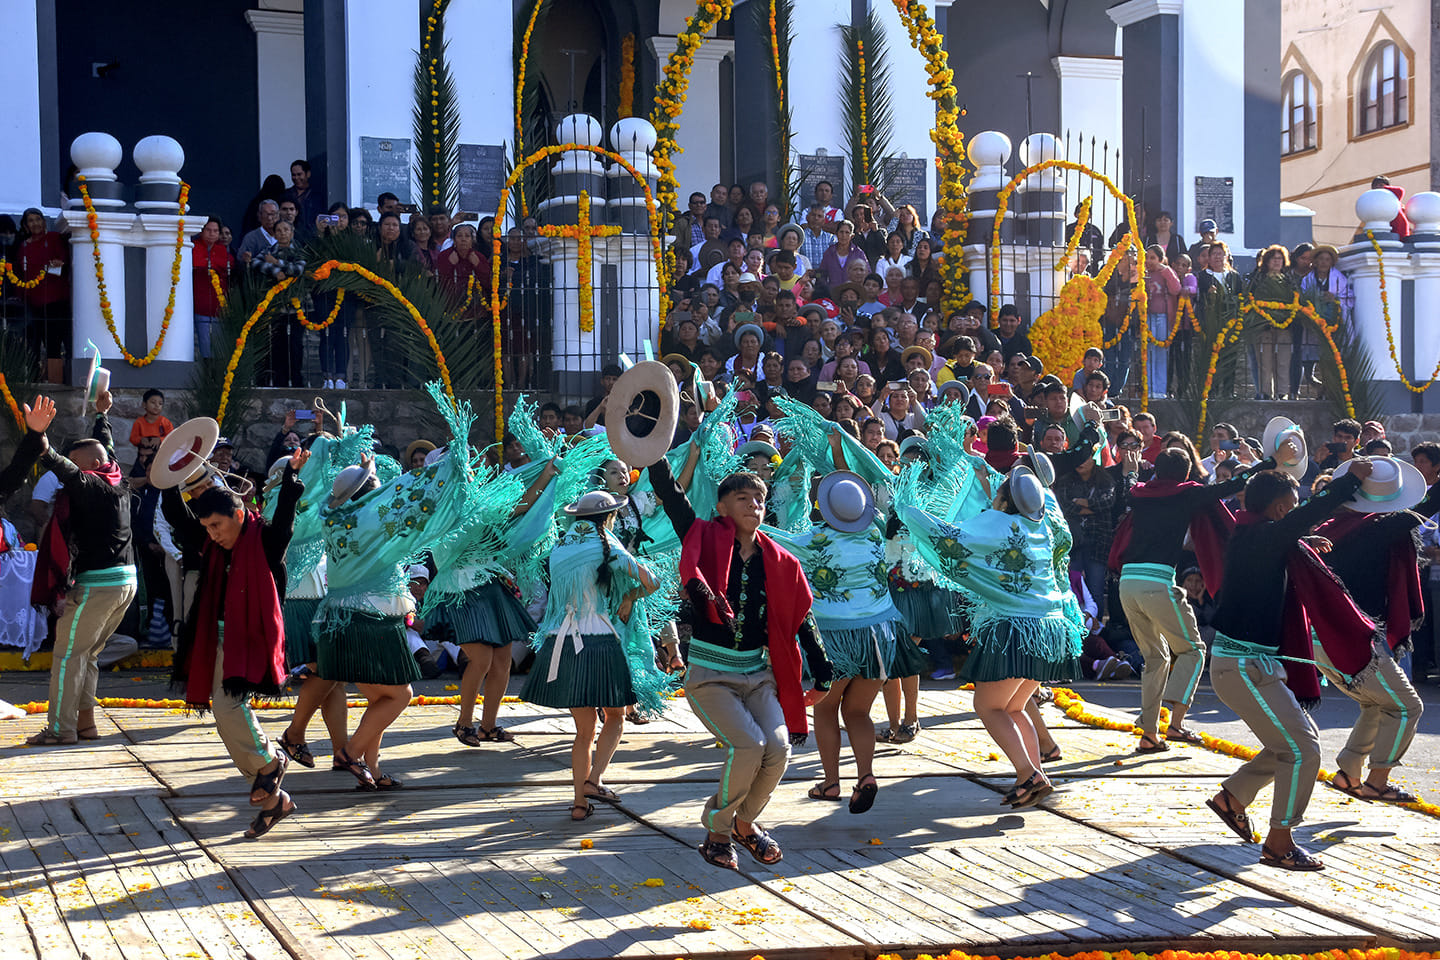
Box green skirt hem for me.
[520,633,636,709]
[316,611,421,685]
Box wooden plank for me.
[380,861,538,960]
[233,864,361,960]
[0,892,40,959]
[9,799,127,960]
[340,861,474,960]
[445,858,579,959]
[505,854,656,958]
[976,844,1164,942]
[0,803,83,960]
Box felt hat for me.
[816,470,876,533]
[564,489,629,518]
[832,281,865,301]
[738,271,762,287]
[777,222,804,247]
[1262,416,1309,480]
[1333,456,1429,513]
[83,346,110,406]
[902,345,934,368]
[330,461,377,508]
[1023,451,1056,487]
[1007,466,1048,520]
[661,353,695,374]
[898,435,931,459]
[732,323,765,349]
[604,360,680,468]
[150,417,220,491]
[737,440,780,464]
[1312,243,1341,261]
[403,439,436,465]
[799,303,828,323]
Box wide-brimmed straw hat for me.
[1262,416,1309,480]
[605,360,680,468]
[1332,456,1429,513]
[564,490,629,518]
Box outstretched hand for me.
[95,390,113,415]
[23,395,56,433]
[289,446,311,471]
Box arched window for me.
[1359,41,1408,134]
[1281,70,1317,155]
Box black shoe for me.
[414,648,441,680]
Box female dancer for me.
[520,490,669,820]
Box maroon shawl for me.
[31,460,125,607]
[1315,509,1424,652]
[1106,479,1233,588]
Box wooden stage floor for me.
[1,689,1437,959]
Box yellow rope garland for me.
[1367,229,1440,393]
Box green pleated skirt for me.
[428,580,536,648]
[283,597,322,669]
[316,610,422,686]
[520,632,636,709]
[959,621,1080,684]
[887,631,930,679]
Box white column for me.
[0,1,41,213]
[344,0,420,207]
[135,215,194,364]
[646,36,734,200]
[1051,56,1122,221]
[605,234,661,362]
[1177,0,1247,247]
[1337,242,1403,386]
[447,0,514,222]
[1410,252,1440,383]
[245,7,307,181]
[59,210,133,364]
[788,0,847,158]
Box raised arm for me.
[0,397,55,499]
[675,439,703,491]
[1276,470,1364,541]
[647,456,697,542]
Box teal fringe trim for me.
[960,613,1084,684]
[820,619,902,680]
[520,633,637,708]
[508,395,561,462]
[316,610,421,685]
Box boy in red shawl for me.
[649,458,833,871]
[172,447,307,839]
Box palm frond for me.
[0,328,41,391]
[186,271,275,435]
[1320,321,1380,423]
[413,7,461,213]
[756,0,797,220]
[514,0,555,217]
[840,10,896,198]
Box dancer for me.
[316,386,501,789]
[518,490,670,820]
[895,465,1084,809]
[768,471,904,814]
[1205,461,1374,871]
[1313,457,1433,804]
[648,455,832,870]
[22,391,140,746]
[172,447,307,839]
[1111,446,1268,751]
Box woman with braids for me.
[520,490,670,821]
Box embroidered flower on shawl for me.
[985,524,1034,595]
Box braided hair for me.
[594,518,614,592]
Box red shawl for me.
[1231,512,1377,707]
[1315,509,1423,652]
[1106,479,1233,588]
[181,512,286,710]
[31,461,125,607]
[679,515,814,736]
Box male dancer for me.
[21,391,139,746]
[1114,448,1266,751]
[174,446,307,839]
[1206,461,1372,871]
[1312,461,1434,803]
[649,457,832,870]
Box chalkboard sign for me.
[883,157,929,224]
[1194,176,1234,234]
[458,144,507,215]
[796,153,846,210]
[360,136,412,206]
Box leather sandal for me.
[849,774,879,815]
[277,732,316,768]
[570,802,594,821]
[1007,771,1053,809]
[1167,727,1205,746]
[245,790,297,840]
[734,824,783,865]
[1134,736,1170,754]
[1360,782,1419,805]
[697,838,737,870]
[1327,771,1370,800]
[75,726,102,741]
[807,781,842,801]
[1260,844,1324,871]
[25,730,76,746]
[371,774,403,791]
[479,725,515,742]
[249,754,288,806]
[1040,745,1062,763]
[584,780,620,803]
[334,749,376,790]
[1206,791,1257,842]
[453,724,483,747]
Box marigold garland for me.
[1151,293,1199,348]
[77,175,189,367]
[618,33,636,119]
[856,39,870,186]
[208,266,229,310]
[768,0,784,116]
[514,0,545,217]
[0,260,46,290]
[1367,229,1440,393]
[421,0,447,209]
[0,373,24,428]
[214,275,296,425]
[537,190,621,335]
[1056,196,1091,271]
[890,0,968,315]
[294,288,347,331]
[1027,274,1106,383]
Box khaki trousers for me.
[685,665,791,838]
[1119,566,1206,735]
[1212,654,1321,828]
[1316,639,1424,780]
[46,574,137,738]
[210,626,277,780]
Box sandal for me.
[1007,771,1054,809]
[570,802,594,821]
[372,774,403,791]
[1040,745,1062,764]
[584,780,620,803]
[1327,771,1370,801]
[76,726,102,741]
[25,730,76,746]
[1359,782,1419,805]
[891,721,919,744]
[249,754,289,806]
[807,781,842,801]
[1134,736,1170,754]
[479,725,516,742]
[734,824,783,865]
[624,709,650,725]
[277,733,316,768]
[1206,791,1257,843]
[1167,727,1205,746]
[453,724,483,747]
[334,749,376,790]
[245,790,297,840]
[667,654,686,673]
[849,774,879,815]
[876,728,895,744]
[1260,844,1324,871]
[697,838,738,870]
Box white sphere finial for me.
[70,132,123,182]
[1405,192,1440,235]
[556,114,604,149]
[609,118,658,157]
[1356,188,1402,232]
[133,135,185,184]
[1019,133,1062,167]
[967,131,1011,169]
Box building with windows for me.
[1280,0,1433,244]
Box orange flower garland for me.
[856,39,870,185]
[537,190,621,335]
[421,0,446,210]
[514,0,545,217]
[0,260,46,290]
[1151,293,1199,348]
[214,275,297,424]
[890,0,968,314]
[208,266,229,310]
[768,0,784,116]
[294,288,347,331]
[618,33,636,119]
[1026,274,1106,382]
[1367,229,1440,393]
[0,373,23,428]
[77,175,189,366]
[1055,196,1091,271]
